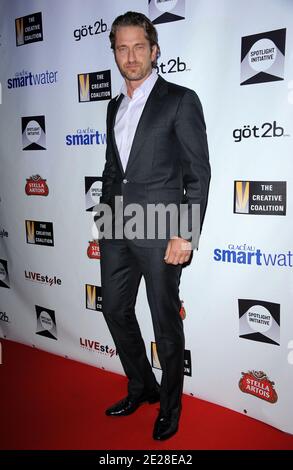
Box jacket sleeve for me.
[174,89,211,245]
[100,100,116,204]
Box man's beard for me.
[120,63,150,82]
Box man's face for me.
[114,26,157,82]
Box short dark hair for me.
[109,11,160,67]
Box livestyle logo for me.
[85,177,103,211]
[151,342,192,376]
[25,175,49,196]
[22,116,46,150]
[239,370,278,403]
[234,181,286,215]
[25,271,62,287]
[35,305,57,340]
[73,18,108,41]
[15,12,43,46]
[149,0,185,24]
[79,337,117,358]
[240,28,286,85]
[78,70,111,102]
[238,299,280,346]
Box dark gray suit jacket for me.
[98,75,211,247]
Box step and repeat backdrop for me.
[1,0,293,434]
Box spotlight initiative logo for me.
[35,305,57,340]
[238,299,280,345]
[22,116,46,150]
[240,28,286,85]
[85,177,103,211]
[0,260,10,289]
[15,12,43,46]
[149,0,185,24]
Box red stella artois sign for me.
[87,240,100,259]
[25,175,49,196]
[239,370,278,404]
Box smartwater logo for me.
[66,128,106,146]
[7,70,58,89]
[214,244,293,267]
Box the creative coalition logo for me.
[15,12,43,46]
[66,127,106,146]
[0,228,8,239]
[87,240,100,260]
[35,305,57,340]
[151,342,192,376]
[214,243,293,268]
[0,260,10,289]
[73,18,108,41]
[240,28,286,86]
[25,175,49,196]
[25,271,62,287]
[7,70,58,90]
[85,284,102,311]
[238,299,280,346]
[234,181,286,215]
[80,337,117,358]
[239,370,278,403]
[149,0,185,24]
[156,56,190,74]
[233,121,289,142]
[25,220,54,246]
[22,116,46,150]
[85,177,103,211]
[78,70,111,102]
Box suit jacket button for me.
[122,179,128,184]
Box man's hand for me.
[164,237,192,265]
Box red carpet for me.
[1,338,293,450]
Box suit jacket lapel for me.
[109,93,124,175]
[125,76,168,176]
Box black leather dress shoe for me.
[105,387,160,417]
[153,408,181,440]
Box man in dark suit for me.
[97,11,210,441]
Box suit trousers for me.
[99,238,185,414]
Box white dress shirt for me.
[114,69,158,172]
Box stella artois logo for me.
[179,300,186,320]
[25,175,49,196]
[87,240,100,259]
[239,370,278,403]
